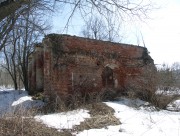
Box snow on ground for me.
[167,99,180,111]
[156,88,180,96]
[35,109,90,130]
[77,98,180,136]
[0,87,180,136]
[0,87,43,116]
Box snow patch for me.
[77,98,180,136]
[35,109,90,130]
[167,99,180,111]
[12,96,32,106]
[0,89,44,116]
[0,88,180,136]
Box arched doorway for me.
[102,66,114,87]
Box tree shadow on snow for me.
[0,90,43,116]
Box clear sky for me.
[139,0,180,65]
[51,0,180,66]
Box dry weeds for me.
[72,103,121,132]
[152,94,179,109]
[0,116,72,136]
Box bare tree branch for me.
[81,15,123,42]
[55,0,155,28]
[0,0,53,51]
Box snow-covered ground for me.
[0,86,43,116]
[0,86,180,136]
[35,109,90,130]
[77,98,180,136]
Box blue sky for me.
[51,0,180,65]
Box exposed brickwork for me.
[28,34,156,98]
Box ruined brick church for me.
[28,34,156,99]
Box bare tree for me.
[2,33,19,90]
[81,15,123,42]
[0,0,155,91]
[81,17,106,40]
[0,0,53,21]
[0,0,53,51]
[0,13,18,51]
[0,0,155,50]
[54,0,154,30]
[16,8,49,91]
[171,62,180,88]
[105,11,123,42]
[157,64,175,91]
[1,0,154,20]
[0,0,24,21]
[1,1,50,91]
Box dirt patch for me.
[72,103,121,132]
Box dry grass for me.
[0,116,72,136]
[72,103,121,132]
[40,91,115,114]
[0,106,72,136]
[38,93,121,133]
[126,89,179,110]
[86,102,115,116]
[1,91,121,135]
[152,94,179,109]
[33,101,120,134]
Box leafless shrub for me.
[125,63,180,110]
[152,63,180,109]
[152,94,178,109]
[126,84,155,105]
[40,93,68,113]
[36,91,121,133]
[40,87,118,114]
[157,64,175,91]
[42,75,119,113]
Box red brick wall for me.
[29,34,155,96]
[29,34,156,97]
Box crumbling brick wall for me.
[28,34,156,98]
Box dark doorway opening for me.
[102,66,114,87]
